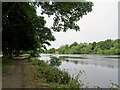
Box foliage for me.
[46,39,120,55]
[38,2,93,32]
[2,2,55,58]
[2,2,93,58]
[2,58,13,73]
[46,48,56,54]
[29,59,81,88]
[109,81,120,89]
[50,56,62,67]
[37,60,70,84]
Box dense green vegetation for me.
[3,1,120,89]
[2,1,94,88]
[2,1,93,59]
[2,58,13,73]
[46,39,120,55]
[2,56,81,88]
[29,58,82,88]
[50,57,62,67]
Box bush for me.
[38,64,70,84]
[29,59,81,88]
[50,57,62,67]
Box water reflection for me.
[59,55,118,69]
[71,60,79,64]
[39,54,118,88]
[39,54,119,68]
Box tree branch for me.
[3,3,17,18]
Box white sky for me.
[37,0,119,49]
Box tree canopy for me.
[38,2,93,31]
[2,2,93,58]
[46,39,120,55]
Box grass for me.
[2,54,30,73]
[28,58,81,88]
[2,58,13,73]
[2,55,82,88]
[22,59,51,88]
[2,54,31,73]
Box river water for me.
[39,54,119,88]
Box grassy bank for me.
[2,58,13,73]
[2,56,81,88]
[2,56,119,88]
[25,58,81,88]
[2,54,30,73]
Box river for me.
[38,54,119,88]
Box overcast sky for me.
[37,0,119,49]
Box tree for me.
[70,42,78,48]
[57,44,69,54]
[2,2,93,58]
[3,2,38,58]
[2,2,56,58]
[39,2,93,32]
[53,39,120,55]
[91,42,96,50]
[47,48,56,54]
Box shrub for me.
[50,57,62,67]
[38,64,70,84]
[29,59,81,88]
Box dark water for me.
[39,54,119,88]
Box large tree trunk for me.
[14,50,20,57]
[2,50,8,58]
[8,50,13,59]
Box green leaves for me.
[50,56,62,67]
[2,2,55,57]
[47,39,120,55]
[2,1,93,57]
[39,2,93,32]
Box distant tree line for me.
[45,39,120,55]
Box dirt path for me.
[2,59,25,88]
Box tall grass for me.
[29,58,81,88]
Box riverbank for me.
[39,54,119,88]
[2,57,81,88]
